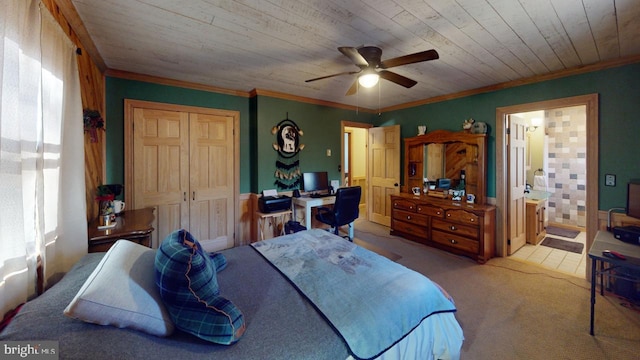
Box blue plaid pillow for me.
[155,229,245,344]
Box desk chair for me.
[315,186,361,241]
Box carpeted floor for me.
[352,219,640,360]
[353,238,401,261]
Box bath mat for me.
[541,237,584,254]
[546,226,580,239]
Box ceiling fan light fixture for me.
[358,73,379,88]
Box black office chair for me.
[315,186,361,241]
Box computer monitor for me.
[301,171,330,193]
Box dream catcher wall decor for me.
[272,116,304,190]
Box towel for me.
[533,175,547,191]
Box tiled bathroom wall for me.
[546,105,587,227]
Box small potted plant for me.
[96,185,115,216]
[83,109,104,143]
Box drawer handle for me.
[450,225,457,231]
[406,215,412,220]
[450,239,458,244]
[409,206,414,210]
[437,211,441,215]
[470,218,475,222]
[447,213,451,217]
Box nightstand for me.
[88,207,155,252]
[256,209,292,241]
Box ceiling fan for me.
[305,46,439,95]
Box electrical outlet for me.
[605,174,616,186]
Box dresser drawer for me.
[391,219,429,238]
[393,209,429,226]
[417,204,444,218]
[392,198,417,212]
[445,209,480,226]
[432,218,478,238]
[432,230,479,254]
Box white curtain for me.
[0,0,87,317]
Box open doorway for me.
[496,94,599,279]
[508,108,588,276]
[341,121,372,219]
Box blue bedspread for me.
[252,229,457,360]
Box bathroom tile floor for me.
[510,230,587,278]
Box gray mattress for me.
[0,246,349,360]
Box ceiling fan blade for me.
[379,49,439,69]
[379,70,417,88]
[338,47,369,67]
[305,71,359,83]
[345,79,358,96]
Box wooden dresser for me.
[391,193,495,263]
[391,130,495,263]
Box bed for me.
[0,229,463,360]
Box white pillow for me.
[64,240,174,336]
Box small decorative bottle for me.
[458,170,466,199]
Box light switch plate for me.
[605,174,616,186]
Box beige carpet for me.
[353,219,640,360]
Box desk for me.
[588,230,640,335]
[88,208,155,252]
[292,196,354,239]
[256,209,292,241]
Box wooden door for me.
[188,113,235,251]
[508,115,528,254]
[132,108,190,248]
[127,100,239,251]
[368,125,400,226]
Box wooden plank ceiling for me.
[69,0,640,109]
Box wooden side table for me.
[256,210,292,241]
[589,230,640,335]
[88,208,155,252]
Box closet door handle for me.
[184,192,186,201]
[192,191,195,201]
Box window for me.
[0,0,86,317]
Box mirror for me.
[425,142,478,189]
[404,130,487,204]
[425,143,444,180]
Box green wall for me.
[105,77,376,195]
[105,77,251,192]
[376,62,640,211]
[105,61,640,211]
[253,96,375,192]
